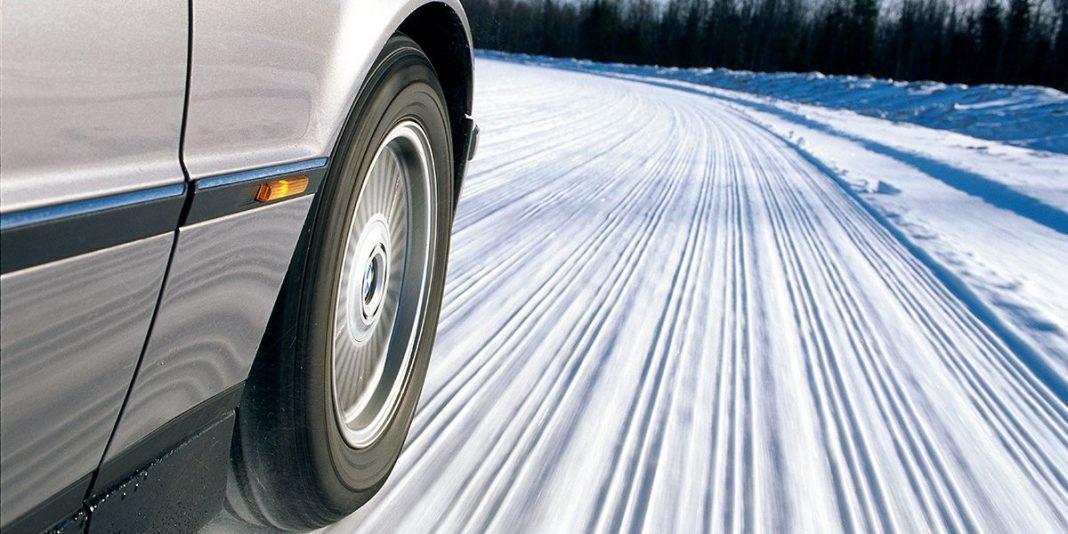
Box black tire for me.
[225,34,453,531]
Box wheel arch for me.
[397,2,475,205]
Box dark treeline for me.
[464,0,1068,90]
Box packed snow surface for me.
[479,51,1068,155]
[312,57,1068,533]
[197,55,1068,533]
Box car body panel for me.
[0,0,187,526]
[182,0,470,180]
[0,0,187,214]
[0,0,474,529]
[103,196,315,461]
[0,234,173,526]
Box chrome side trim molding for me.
[195,158,328,189]
[0,159,330,274]
[0,184,186,231]
[0,184,186,274]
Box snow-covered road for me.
[326,59,1068,532]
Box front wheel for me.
[225,34,453,531]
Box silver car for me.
[0,1,476,531]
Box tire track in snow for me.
[716,102,1068,490]
[321,59,1068,534]
[442,106,696,533]
[351,86,697,532]
[750,139,965,532]
[715,98,1067,530]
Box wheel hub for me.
[362,245,385,313]
[345,217,391,342]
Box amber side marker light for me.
[256,175,309,202]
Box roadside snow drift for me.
[479,51,1068,155]
[313,57,1068,533]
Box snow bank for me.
[478,50,1068,155]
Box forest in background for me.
[463,0,1068,90]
